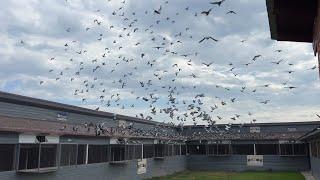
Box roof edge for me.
[0,91,161,126]
[266,0,277,40]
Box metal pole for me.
[85,144,89,164]
[38,144,41,171]
[141,144,143,159]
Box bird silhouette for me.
[199,36,218,43]
[202,62,214,67]
[210,0,225,6]
[201,8,212,16]
[226,11,236,14]
[154,6,162,14]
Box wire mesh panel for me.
[110,145,125,162]
[60,144,77,166]
[77,145,86,165]
[143,144,154,158]
[18,144,40,170]
[40,144,57,168]
[88,145,109,164]
[155,144,165,157]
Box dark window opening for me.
[280,144,293,155]
[174,145,180,156]
[77,145,86,165]
[232,144,254,155]
[134,145,142,159]
[125,145,134,160]
[18,144,57,171]
[40,144,57,168]
[256,144,278,155]
[60,144,77,166]
[217,144,230,155]
[208,144,230,155]
[88,145,108,164]
[207,144,218,155]
[0,144,15,172]
[187,145,206,155]
[293,144,308,155]
[110,145,125,162]
[126,145,141,160]
[143,144,154,158]
[18,144,39,170]
[166,144,173,156]
[155,144,165,157]
[36,136,46,143]
[181,145,186,155]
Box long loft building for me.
[0,91,319,180]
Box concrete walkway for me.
[301,171,316,180]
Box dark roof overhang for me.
[266,0,317,42]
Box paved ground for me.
[301,171,316,180]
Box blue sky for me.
[0,0,319,125]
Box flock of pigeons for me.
[24,0,319,133]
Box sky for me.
[0,0,319,125]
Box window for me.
[208,144,218,155]
[256,144,278,155]
[60,144,87,166]
[187,145,206,155]
[293,144,308,155]
[143,144,154,158]
[18,144,57,171]
[18,144,39,170]
[134,145,142,159]
[167,145,173,156]
[77,145,86,165]
[181,145,186,155]
[232,144,254,155]
[60,144,77,166]
[126,145,142,160]
[280,144,293,155]
[0,144,15,172]
[208,144,230,156]
[279,143,308,156]
[40,144,57,168]
[126,145,134,160]
[110,145,125,162]
[217,144,230,155]
[88,145,108,164]
[174,145,180,156]
[155,144,165,157]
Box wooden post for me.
[313,0,320,78]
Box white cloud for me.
[0,0,319,125]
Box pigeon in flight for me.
[210,0,225,6]
[154,6,162,14]
[202,62,214,67]
[226,11,236,14]
[199,36,218,43]
[201,8,212,16]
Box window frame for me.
[17,143,58,173]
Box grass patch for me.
[149,171,305,180]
